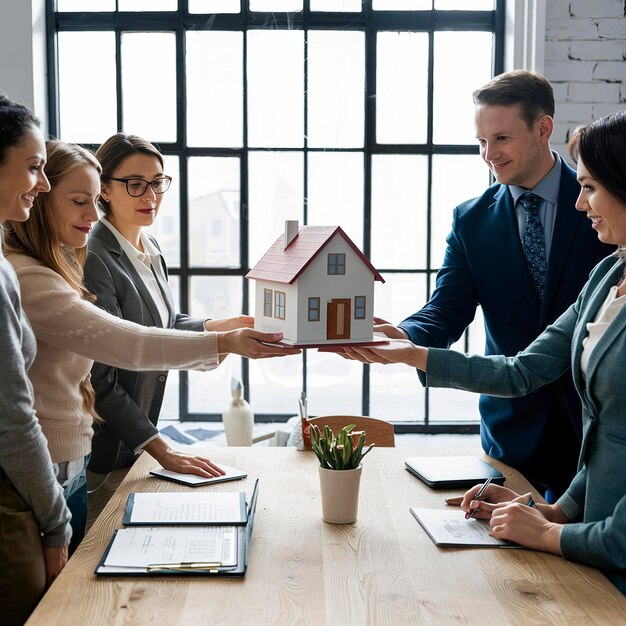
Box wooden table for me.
[27,447,626,625]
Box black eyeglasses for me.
[106,176,172,197]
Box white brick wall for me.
[544,0,626,159]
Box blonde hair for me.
[3,139,102,422]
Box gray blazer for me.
[426,254,626,595]
[84,221,205,473]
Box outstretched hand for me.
[372,317,408,339]
[204,315,254,332]
[217,328,301,360]
[145,437,225,478]
[330,338,427,370]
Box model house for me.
[246,221,385,346]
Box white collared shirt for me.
[100,217,170,328]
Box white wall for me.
[544,0,626,157]
[0,0,47,130]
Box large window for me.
[47,0,504,432]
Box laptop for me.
[405,456,505,489]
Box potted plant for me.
[311,423,374,524]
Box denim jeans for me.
[57,455,90,555]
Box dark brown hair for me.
[473,70,555,129]
[568,110,626,207]
[96,133,164,217]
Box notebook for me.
[150,464,247,487]
[405,456,505,489]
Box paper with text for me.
[103,526,237,568]
[127,492,245,525]
[410,507,517,547]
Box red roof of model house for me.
[246,224,385,285]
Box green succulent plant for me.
[310,423,374,470]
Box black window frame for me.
[46,0,505,434]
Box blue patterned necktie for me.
[520,191,547,301]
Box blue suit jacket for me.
[84,222,205,473]
[399,160,614,495]
[425,255,626,594]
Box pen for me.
[465,477,493,519]
[146,561,222,572]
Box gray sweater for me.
[0,251,71,547]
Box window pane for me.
[370,273,427,421]
[58,32,116,143]
[373,0,431,9]
[377,32,428,145]
[307,152,363,249]
[311,0,361,10]
[250,0,302,10]
[430,154,488,269]
[307,30,364,148]
[187,32,243,148]
[122,33,177,142]
[160,276,180,419]
[248,152,303,267]
[307,351,362,416]
[433,31,492,145]
[247,30,304,148]
[188,157,240,268]
[145,155,180,269]
[57,0,114,10]
[249,354,303,414]
[189,0,240,11]
[371,155,428,269]
[435,0,494,9]
[118,0,177,9]
[188,276,244,414]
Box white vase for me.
[222,380,254,446]
[318,465,362,524]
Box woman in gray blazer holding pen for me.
[334,110,626,595]
[84,134,253,480]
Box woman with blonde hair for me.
[0,95,71,625]
[3,140,298,552]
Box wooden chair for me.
[306,415,395,447]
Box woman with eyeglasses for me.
[0,95,71,626]
[83,133,254,495]
[3,139,299,552]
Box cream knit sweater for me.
[8,252,219,464]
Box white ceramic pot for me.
[318,465,362,524]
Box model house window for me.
[263,289,273,317]
[354,296,366,319]
[274,291,286,320]
[327,253,346,275]
[48,1,502,431]
[308,297,320,322]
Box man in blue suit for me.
[380,71,613,500]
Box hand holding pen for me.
[465,477,493,519]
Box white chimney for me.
[284,220,299,249]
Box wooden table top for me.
[27,446,626,625]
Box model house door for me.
[327,298,351,340]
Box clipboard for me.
[95,479,259,577]
[405,456,505,489]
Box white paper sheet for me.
[150,464,247,486]
[128,492,244,524]
[103,526,237,568]
[410,507,517,547]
